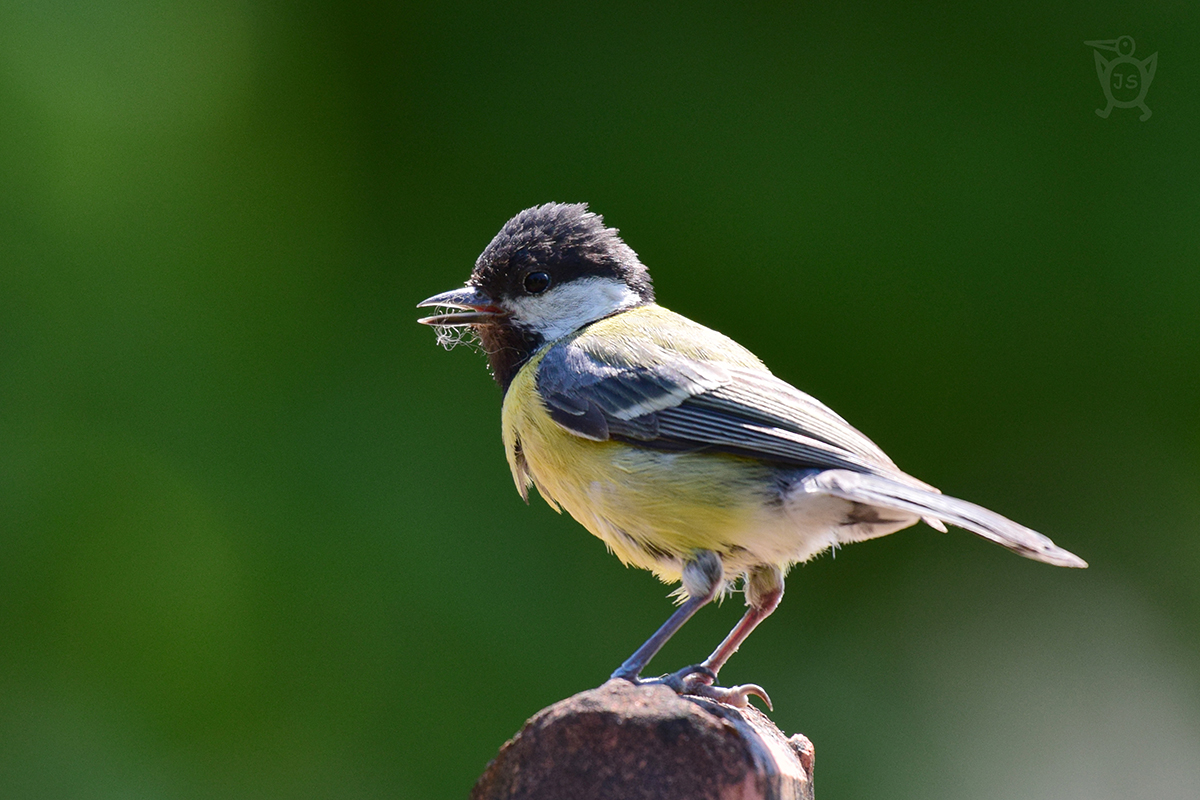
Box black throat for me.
[478,322,545,393]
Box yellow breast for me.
[500,305,782,584]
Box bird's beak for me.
[417,286,506,326]
[1084,39,1119,52]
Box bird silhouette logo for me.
[1085,36,1157,121]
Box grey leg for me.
[611,551,723,682]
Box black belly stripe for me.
[614,527,677,563]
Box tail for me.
[804,469,1087,568]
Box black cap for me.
[471,203,654,303]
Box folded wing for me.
[536,331,1086,568]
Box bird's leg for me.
[611,551,722,685]
[682,565,784,710]
[703,565,784,675]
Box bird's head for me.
[418,203,654,387]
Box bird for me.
[417,202,1086,709]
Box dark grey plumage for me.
[536,339,895,474]
[534,328,1085,568]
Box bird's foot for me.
[614,664,773,711]
[612,662,715,691]
[680,669,773,711]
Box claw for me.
[614,664,772,711]
[683,677,773,711]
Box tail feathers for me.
[804,469,1087,569]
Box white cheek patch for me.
[507,277,642,341]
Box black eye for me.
[523,271,551,294]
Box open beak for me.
[417,286,506,326]
[1084,39,1118,52]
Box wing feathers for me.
[653,407,880,472]
[701,368,897,467]
[535,319,1089,568]
[531,313,1084,569]
[538,338,911,475]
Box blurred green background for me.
[2,2,1198,798]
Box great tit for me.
[418,202,1086,708]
